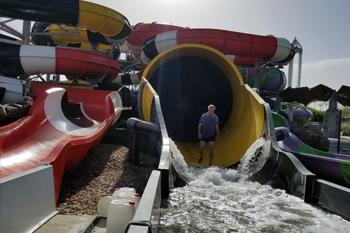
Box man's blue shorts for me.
[201,134,215,142]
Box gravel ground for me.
[56,143,159,215]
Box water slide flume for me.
[0,0,131,43]
[140,43,266,167]
[0,44,121,82]
[137,27,296,167]
[237,67,287,92]
[31,22,189,85]
[118,23,295,86]
[31,23,116,54]
[141,28,295,66]
[114,23,189,86]
[126,22,188,51]
[136,43,317,199]
[281,135,350,187]
[0,0,132,82]
[273,113,350,187]
[0,0,130,203]
[0,83,123,202]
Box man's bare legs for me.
[198,140,214,165]
[198,141,206,163]
[208,141,215,165]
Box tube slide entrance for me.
[142,44,265,167]
[149,55,232,142]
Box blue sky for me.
[2,0,349,90]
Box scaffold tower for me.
[287,38,303,87]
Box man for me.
[198,104,219,166]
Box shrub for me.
[343,124,350,136]
[306,107,325,122]
[342,106,350,118]
[293,116,310,125]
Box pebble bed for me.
[56,143,158,215]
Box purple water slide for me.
[293,152,349,187]
[278,131,303,152]
[293,108,309,119]
[278,132,350,187]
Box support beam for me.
[22,20,31,45]
[287,58,294,87]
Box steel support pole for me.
[22,20,31,45]
[297,52,303,87]
[287,59,294,88]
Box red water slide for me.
[0,44,121,82]
[0,0,129,203]
[0,83,123,202]
[141,28,295,66]
[114,22,188,85]
[116,23,295,85]
[126,22,188,51]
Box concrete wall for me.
[325,111,340,138]
[0,165,57,233]
[312,179,350,222]
[0,75,25,104]
[127,170,161,233]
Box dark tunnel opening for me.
[149,56,233,142]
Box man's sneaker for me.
[198,158,203,164]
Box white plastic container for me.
[97,196,113,217]
[116,192,141,209]
[106,199,136,233]
[112,187,136,199]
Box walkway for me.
[328,136,350,155]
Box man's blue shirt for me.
[199,113,219,138]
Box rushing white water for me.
[159,139,350,232]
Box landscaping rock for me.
[291,123,330,152]
[0,96,33,126]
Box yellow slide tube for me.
[49,24,89,44]
[142,44,265,167]
[49,25,112,51]
[141,81,158,123]
[78,0,126,37]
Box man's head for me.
[208,104,215,115]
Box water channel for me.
[159,139,350,232]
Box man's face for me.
[208,107,215,115]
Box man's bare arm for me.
[215,124,219,141]
[198,122,203,139]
